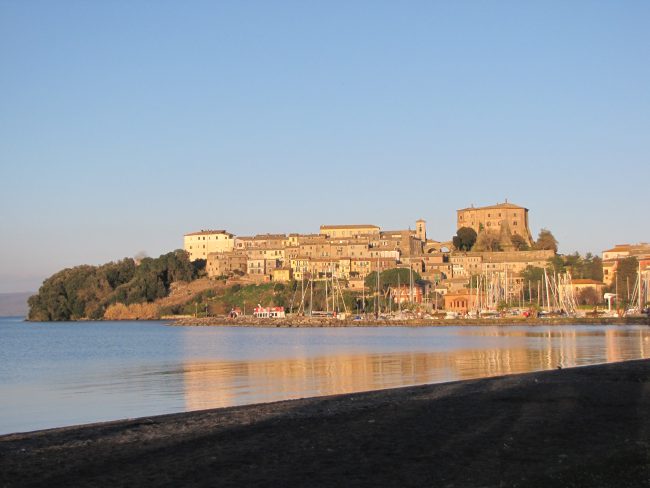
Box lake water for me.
[1,316,650,435]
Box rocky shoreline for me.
[171,315,650,327]
[2,359,650,487]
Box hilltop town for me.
[184,201,650,316]
[25,201,649,322]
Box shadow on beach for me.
[2,359,650,487]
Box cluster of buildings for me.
[185,202,551,296]
[183,202,649,312]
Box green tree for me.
[612,257,638,303]
[452,227,477,251]
[473,231,502,252]
[520,266,546,302]
[28,250,201,321]
[547,255,567,274]
[510,234,529,251]
[582,254,604,281]
[577,287,601,306]
[534,228,558,253]
[364,268,423,291]
[521,266,545,284]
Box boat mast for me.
[409,265,413,304]
[301,266,305,315]
[398,271,401,313]
[309,268,313,317]
[637,259,643,313]
[375,260,381,317]
[544,268,551,312]
[325,263,329,314]
[362,272,365,316]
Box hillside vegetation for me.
[28,251,204,321]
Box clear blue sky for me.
[1,1,648,293]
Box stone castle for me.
[456,201,533,246]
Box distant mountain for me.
[0,292,34,317]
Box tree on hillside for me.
[473,231,502,252]
[28,250,202,321]
[520,265,546,302]
[534,228,558,253]
[547,255,567,274]
[581,253,604,281]
[452,227,477,251]
[510,234,529,251]
[192,259,207,278]
[364,268,423,291]
[521,265,545,284]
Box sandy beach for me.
[2,359,650,487]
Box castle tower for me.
[415,219,427,242]
[456,202,533,246]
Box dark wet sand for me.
[2,359,650,487]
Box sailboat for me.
[624,262,649,317]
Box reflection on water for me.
[182,327,650,411]
[1,319,650,434]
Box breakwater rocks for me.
[172,315,650,327]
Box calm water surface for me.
[1,316,649,434]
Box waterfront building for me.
[601,243,650,286]
[443,290,482,314]
[184,230,235,261]
[392,285,424,304]
[253,306,285,318]
[558,279,605,303]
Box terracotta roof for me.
[604,245,631,253]
[253,234,286,240]
[320,224,380,230]
[457,202,527,212]
[184,230,232,237]
[572,279,604,285]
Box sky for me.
[1,1,648,293]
